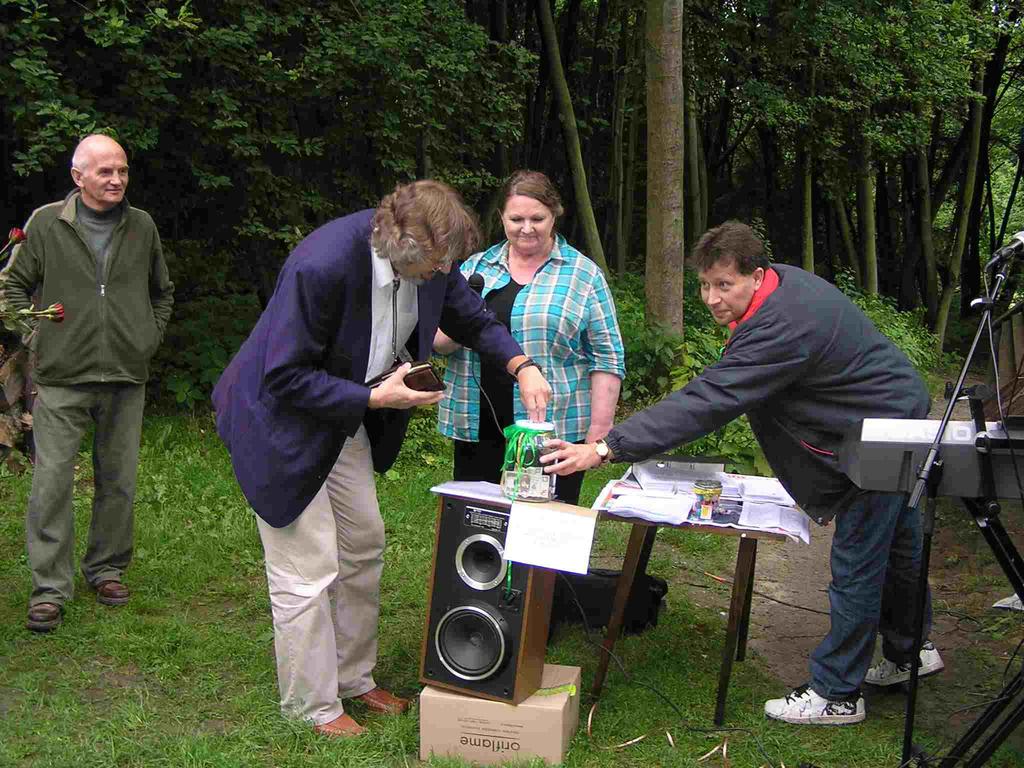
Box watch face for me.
[596,442,609,458]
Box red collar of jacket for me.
[727,266,780,336]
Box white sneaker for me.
[865,642,944,687]
[764,684,866,725]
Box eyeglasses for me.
[425,251,453,275]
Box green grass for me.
[1,414,1021,767]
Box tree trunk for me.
[875,161,896,296]
[581,0,611,183]
[535,0,608,273]
[684,73,703,250]
[758,124,779,253]
[899,154,921,311]
[606,3,631,269]
[961,17,1013,316]
[622,41,641,269]
[538,0,582,177]
[799,61,816,274]
[831,193,861,287]
[490,0,507,41]
[998,147,1024,245]
[913,111,940,324]
[961,161,986,316]
[644,0,685,333]
[800,148,814,273]
[481,1,512,242]
[608,40,627,272]
[856,143,878,295]
[934,69,985,349]
[525,6,550,168]
[698,116,709,228]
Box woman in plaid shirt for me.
[435,171,625,504]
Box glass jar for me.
[501,420,557,502]
[693,480,723,521]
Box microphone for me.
[468,273,485,294]
[985,231,1024,272]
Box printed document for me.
[504,501,597,575]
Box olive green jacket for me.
[1,191,174,386]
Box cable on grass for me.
[558,572,778,767]
[702,570,830,616]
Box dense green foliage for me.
[1,0,533,303]
[2,0,1020,407]
[152,294,263,409]
[834,271,951,373]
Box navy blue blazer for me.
[212,210,522,527]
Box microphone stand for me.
[899,249,1024,766]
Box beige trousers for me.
[256,425,385,725]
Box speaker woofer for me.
[455,534,507,591]
[435,604,509,681]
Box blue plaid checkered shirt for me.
[437,235,625,443]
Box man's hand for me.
[517,365,552,421]
[541,439,603,476]
[367,363,445,410]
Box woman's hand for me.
[516,365,552,421]
[541,439,603,476]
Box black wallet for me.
[365,361,445,392]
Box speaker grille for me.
[455,534,507,591]
[435,605,508,681]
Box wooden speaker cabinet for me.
[420,493,554,703]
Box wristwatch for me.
[594,440,611,463]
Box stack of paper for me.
[738,502,810,544]
[591,471,811,544]
[604,491,697,526]
[740,475,796,506]
[430,480,508,504]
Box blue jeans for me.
[809,490,932,699]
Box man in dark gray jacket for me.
[3,134,174,633]
[543,221,942,725]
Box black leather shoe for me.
[26,602,62,632]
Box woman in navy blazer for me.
[213,181,550,737]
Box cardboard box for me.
[419,664,581,766]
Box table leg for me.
[631,524,658,586]
[715,536,758,725]
[737,539,758,661]
[591,523,656,697]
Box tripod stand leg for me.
[939,672,1024,767]
[902,493,936,765]
[963,499,1024,600]
[963,687,1024,768]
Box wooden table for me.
[592,513,787,725]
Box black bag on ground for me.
[548,568,668,642]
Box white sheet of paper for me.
[740,476,796,506]
[739,501,783,528]
[430,480,508,505]
[778,506,811,544]
[607,492,695,525]
[503,501,598,575]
